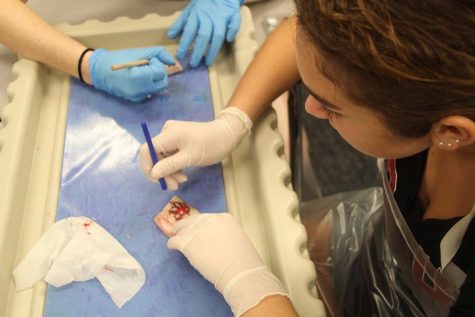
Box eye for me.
[319,102,340,119]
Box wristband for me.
[78,48,94,84]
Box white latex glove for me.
[139,107,252,187]
[168,213,288,316]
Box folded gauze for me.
[13,216,145,308]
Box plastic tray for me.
[0,7,324,317]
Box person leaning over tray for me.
[139,0,475,316]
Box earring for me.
[437,139,460,148]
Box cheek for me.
[332,121,419,158]
[305,96,329,120]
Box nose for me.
[305,95,329,120]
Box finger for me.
[145,175,159,183]
[176,12,199,59]
[167,215,211,251]
[152,120,192,154]
[205,27,225,66]
[172,213,220,238]
[146,153,183,186]
[167,236,183,251]
[190,18,212,67]
[141,140,186,185]
[140,140,174,183]
[126,94,147,103]
[151,150,190,179]
[148,57,167,81]
[155,48,176,65]
[139,142,154,176]
[148,58,168,91]
[167,5,192,39]
[167,228,191,251]
[165,171,189,190]
[151,131,181,157]
[166,170,188,184]
[164,175,179,191]
[147,169,186,186]
[124,65,157,100]
[172,171,188,183]
[138,47,175,65]
[172,214,207,234]
[226,13,241,42]
[143,129,181,173]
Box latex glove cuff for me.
[220,263,289,316]
[217,107,253,131]
[215,257,289,317]
[216,106,253,149]
[209,220,288,317]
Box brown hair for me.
[295,0,475,137]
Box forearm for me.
[0,0,92,83]
[227,17,300,121]
[242,294,299,317]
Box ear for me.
[431,116,475,151]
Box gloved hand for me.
[168,0,243,67]
[139,107,252,187]
[168,213,288,316]
[89,47,175,102]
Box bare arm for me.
[227,16,300,121]
[242,294,299,317]
[0,0,92,83]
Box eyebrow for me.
[301,82,343,111]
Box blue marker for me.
[141,122,167,191]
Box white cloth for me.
[12,216,145,308]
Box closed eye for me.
[319,101,341,119]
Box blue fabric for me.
[45,62,232,317]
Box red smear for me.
[83,219,93,229]
[169,202,191,221]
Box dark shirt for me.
[393,151,475,316]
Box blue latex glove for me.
[89,47,175,102]
[167,0,243,68]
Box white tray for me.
[0,7,324,317]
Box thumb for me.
[155,48,176,66]
[148,58,168,91]
[167,233,188,252]
[226,13,241,42]
[167,218,196,251]
[167,5,192,39]
[167,214,212,251]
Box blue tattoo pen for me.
[141,122,167,191]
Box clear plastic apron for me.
[301,160,461,317]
